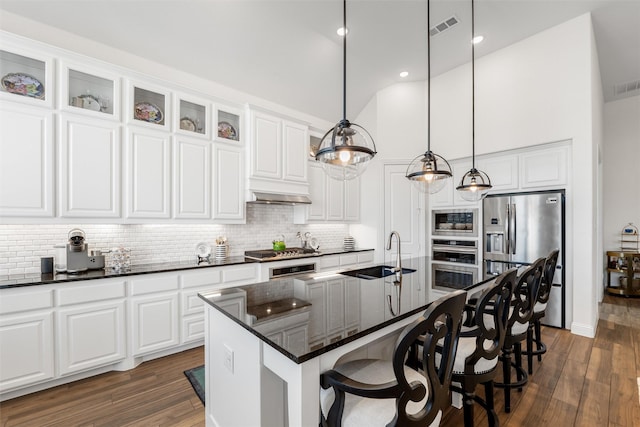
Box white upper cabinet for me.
[125,128,171,219]
[428,142,570,208]
[248,108,309,197]
[282,120,308,182]
[59,114,121,218]
[0,103,54,218]
[59,60,121,121]
[174,92,211,139]
[0,46,54,109]
[294,160,361,224]
[326,177,345,221]
[126,80,170,131]
[520,145,568,189]
[305,162,327,221]
[477,154,519,192]
[213,144,245,222]
[174,136,211,219]
[250,110,281,180]
[214,104,243,145]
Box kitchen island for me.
[199,257,492,427]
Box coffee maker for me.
[66,228,88,273]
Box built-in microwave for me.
[431,208,478,237]
[431,262,479,291]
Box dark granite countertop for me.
[0,248,374,289]
[199,256,493,364]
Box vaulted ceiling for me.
[1,0,638,122]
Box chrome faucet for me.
[386,231,402,281]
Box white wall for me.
[603,95,640,253]
[352,13,602,336]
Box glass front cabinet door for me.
[60,61,121,119]
[127,80,170,130]
[174,93,210,139]
[0,47,54,108]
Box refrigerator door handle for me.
[511,203,517,255]
[505,204,511,254]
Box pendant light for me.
[315,0,377,181]
[457,0,492,201]
[405,0,452,194]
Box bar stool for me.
[494,257,545,413]
[524,249,559,374]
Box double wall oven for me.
[431,209,479,291]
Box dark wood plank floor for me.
[1,294,639,426]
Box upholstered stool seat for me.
[320,359,442,427]
[320,290,467,427]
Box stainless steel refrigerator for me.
[483,190,565,328]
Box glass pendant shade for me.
[457,0,492,201]
[404,0,451,193]
[406,150,452,194]
[316,119,376,180]
[317,0,377,181]
[456,168,492,201]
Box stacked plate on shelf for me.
[343,236,355,250]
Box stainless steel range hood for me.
[247,192,312,205]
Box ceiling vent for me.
[614,79,640,96]
[429,15,459,37]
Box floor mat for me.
[184,365,205,405]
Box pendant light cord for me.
[342,0,347,124]
[427,0,431,152]
[471,0,476,169]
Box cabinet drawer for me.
[180,270,222,289]
[339,254,358,266]
[319,256,340,270]
[182,315,204,343]
[222,265,258,285]
[357,251,374,264]
[130,274,179,296]
[58,280,126,306]
[0,288,53,314]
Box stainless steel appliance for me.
[432,239,478,265]
[244,247,319,262]
[483,190,565,328]
[432,209,478,237]
[431,263,478,291]
[66,228,88,273]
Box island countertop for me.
[199,256,492,364]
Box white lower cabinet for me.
[317,251,374,272]
[0,311,55,392]
[56,279,127,375]
[0,287,55,393]
[57,301,126,375]
[130,274,180,356]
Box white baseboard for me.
[570,321,596,338]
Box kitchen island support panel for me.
[204,301,423,427]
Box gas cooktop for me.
[244,247,319,261]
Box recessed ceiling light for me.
[337,27,349,36]
[399,71,409,78]
[472,35,484,44]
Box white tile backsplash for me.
[0,204,350,279]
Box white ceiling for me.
[1,0,638,122]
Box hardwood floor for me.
[1,294,639,426]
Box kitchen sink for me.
[340,265,416,280]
